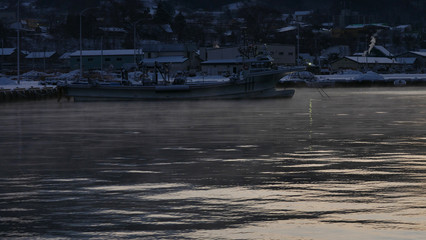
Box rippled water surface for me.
[1,87,425,239]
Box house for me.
[321,45,351,59]
[369,45,393,57]
[293,10,313,22]
[201,44,295,63]
[58,52,73,69]
[1,48,18,63]
[330,56,417,73]
[397,51,426,72]
[200,44,296,75]
[201,57,245,76]
[266,44,296,66]
[140,43,199,71]
[25,51,58,71]
[140,56,189,73]
[0,48,26,70]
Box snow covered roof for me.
[374,45,393,57]
[141,56,188,64]
[345,56,397,64]
[322,45,351,57]
[409,51,426,57]
[277,26,297,33]
[345,23,390,29]
[322,22,334,27]
[25,51,56,59]
[201,57,264,65]
[395,25,411,31]
[346,56,416,65]
[161,24,173,33]
[281,14,290,21]
[395,57,417,64]
[294,11,313,16]
[70,49,140,57]
[224,30,233,36]
[99,27,127,33]
[0,48,16,56]
[201,58,244,64]
[59,52,73,59]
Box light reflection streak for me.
[85,183,189,192]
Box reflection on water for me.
[0,87,425,239]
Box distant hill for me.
[175,0,424,25]
[30,0,424,25]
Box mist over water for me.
[0,87,425,239]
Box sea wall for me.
[0,87,58,102]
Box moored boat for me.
[61,53,303,101]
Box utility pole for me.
[1,39,4,71]
[17,0,20,84]
[133,19,144,65]
[80,7,99,79]
[296,24,300,66]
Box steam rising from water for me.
[0,88,425,239]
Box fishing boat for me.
[61,52,303,101]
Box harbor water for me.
[0,87,425,239]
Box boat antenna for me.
[238,27,258,60]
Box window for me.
[288,52,293,56]
[88,58,93,62]
[279,52,284,55]
[116,57,122,61]
[105,58,110,61]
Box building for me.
[0,48,26,70]
[201,57,245,76]
[140,56,189,73]
[140,43,199,71]
[368,45,393,57]
[69,47,192,75]
[331,56,418,73]
[200,44,295,75]
[1,48,18,64]
[69,49,141,71]
[25,51,58,71]
[397,51,426,72]
[293,10,313,22]
[58,52,73,69]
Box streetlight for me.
[80,7,99,79]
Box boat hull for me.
[63,68,297,101]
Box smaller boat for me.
[280,71,334,88]
[393,79,406,87]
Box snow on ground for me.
[0,77,17,87]
[1,70,426,90]
[188,75,228,82]
[316,72,426,82]
[0,77,41,90]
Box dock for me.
[0,87,58,102]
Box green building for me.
[69,49,143,71]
